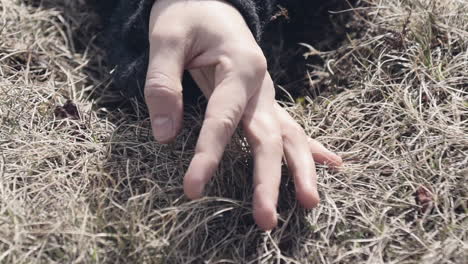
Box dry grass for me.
[1,0,467,263]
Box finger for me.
[276,105,320,209]
[183,78,247,199]
[243,111,283,231]
[183,82,249,199]
[308,138,343,168]
[183,54,266,200]
[145,32,185,143]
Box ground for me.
[0,0,467,263]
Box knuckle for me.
[282,122,305,139]
[150,30,184,47]
[226,47,267,80]
[218,56,235,72]
[145,72,173,88]
[241,51,267,79]
[250,133,283,153]
[244,115,283,150]
[248,52,268,75]
[144,73,181,101]
[217,116,236,135]
[262,134,283,150]
[206,115,237,138]
[205,103,243,137]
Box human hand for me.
[144,0,342,230]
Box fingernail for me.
[185,184,205,200]
[332,153,343,164]
[329,152,343,167]
[183,173,206,200]
[194,184,205,199]
[153,116,173,142]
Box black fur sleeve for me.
[92,0,276,98]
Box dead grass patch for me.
[0,0,467,263]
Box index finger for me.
[183,75,251,199]
[183,50,267,199]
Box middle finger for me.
[243,109,283,231]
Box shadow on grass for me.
[263,0,361,98]
[96,109,324,262]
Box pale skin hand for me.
[144,0,343,230]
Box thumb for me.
[144,38,185,143]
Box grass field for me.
[1,0,467,263]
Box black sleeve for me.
[92,0,276,98]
